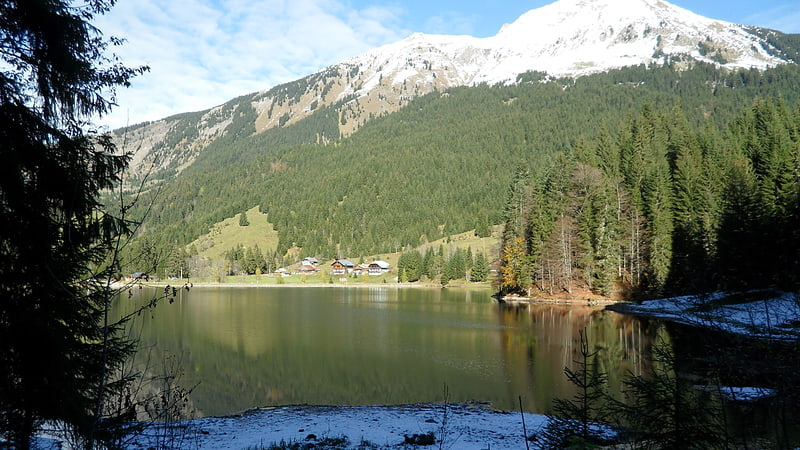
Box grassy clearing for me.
[183,207,501,287]
[188,206,279,261]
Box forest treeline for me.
[498,97,800,299]
[396,246,489,284]
[122,62,800,291]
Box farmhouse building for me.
[331,259,356,275]
[368,260,391,275]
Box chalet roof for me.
[369,260,390,269]
[334,259,355,267]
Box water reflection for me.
[495,303,662,413]
[367,287,389,305]
[115,287,659,418]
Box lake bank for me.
[123,402,547,450]
[496,295,619,307]
[607,289,800,340]
[127,280,624,307]
[118,277,495,290]
[152,281,474,289]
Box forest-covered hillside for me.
[497,97,799,299]
[122,62,800,299]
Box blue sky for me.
[95,0,800,130]
[354,1,800,37]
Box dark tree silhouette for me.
[0,0,147,447]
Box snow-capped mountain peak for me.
[238,0,796,150]
[479,0,785,81]
[326,0,788,105]
[117,0,794,178]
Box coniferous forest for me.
[498,96,800,299]
[125,62,800,299]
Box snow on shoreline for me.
[125,403,547,449]
[608,290,800,340]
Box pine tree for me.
[576,165,619,296]
[421,247,435,280]
[616,341,725,449]
[397,250,422,282]
[253,244,266,273]
[440,257,452,286]
[239,210,250,226]
[714,98,800,289]
[539,330,611,448]
[594,124,620,180]
[667,107,713,292]
[474,216,490,238]
[0,0,147,446]
[530,153,575,295]
[434,244,446,278]
[745,99,800,287]
[642,158,673,294]
[243,246,257,274]
[471,251,489,282]
[444,248,465,281]
[165,244,189,278]
[502,164,531,244]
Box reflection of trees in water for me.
[120,287,537,415]
[666,322,800,446]
[496,303,664,413]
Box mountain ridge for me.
[114,0,797,186]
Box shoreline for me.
[117,281,625,306]
[122,402,548,450]
[135,281,493,289]
[496,295,620,306]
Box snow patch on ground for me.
[611,290,800,340]
[694,386,777,402]
[124,403,547,449]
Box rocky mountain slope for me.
[114,0,796,184]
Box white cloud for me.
[93,0,408,130]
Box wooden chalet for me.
[353,263,371,276]
[331,259,356,275]
[368,260,391,275]
[295,264,319,275]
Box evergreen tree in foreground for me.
[614,340,726,449]
[538,330,611,449]
[0,1,147,447]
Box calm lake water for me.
[115,286,662,418]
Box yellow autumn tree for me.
[500,236,533,295]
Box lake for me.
[115,286,662,418]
